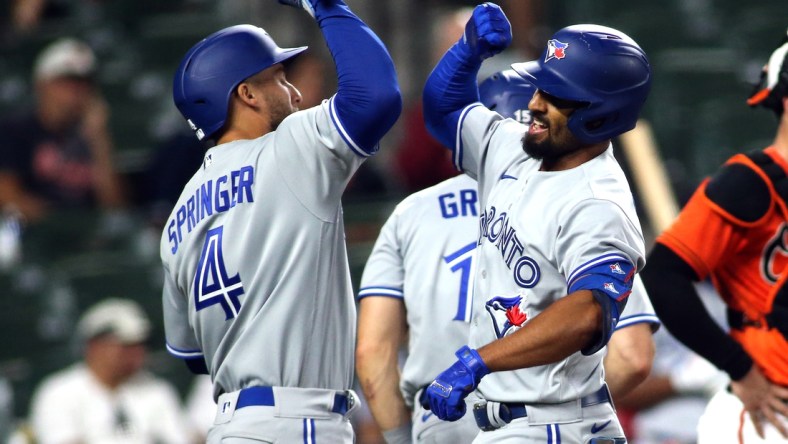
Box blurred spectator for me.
[0,376,13,442]
[0,38,125,222]
[146,130,207,229]
[28,298,195,444]
[287,51,331,109]
[392,8,469,193]
[8,0,65,35]
[393,3,543,194]
[184,375,214,442]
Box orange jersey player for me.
[642,29,788,443]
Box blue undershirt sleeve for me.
[315,2,402,154]
[422,42,483,151]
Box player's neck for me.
[217,115,272,145]
[539,142,608,172]
[773,113,788,162]
[217,126,271,145]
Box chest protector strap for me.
[725,151,788,340]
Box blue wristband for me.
[455,345,490,383]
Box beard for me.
[265,96,297,131]
[521,127,585,161]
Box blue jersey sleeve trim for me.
[358,286,404,300]
[318,6,401,153]
[166,343,204,359]
[328,95,375,158]
[614,314,661,331]
[357,293,405,301]
[567,253,631,288]
[454,104,482,171]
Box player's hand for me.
[461,3,512,62]
[421,346,490,421]
[731,365,788,438]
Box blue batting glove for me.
[421,346,490,421]
[462,3,512,61]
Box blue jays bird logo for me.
[485,295,528,338]
[609,262,625,275]
[545,39,569,62]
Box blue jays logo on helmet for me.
[485,295,528,339]
[545,39,569,62]
[510,24,651,144]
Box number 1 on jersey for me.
[444,242,476,322]
[194,226,245,320]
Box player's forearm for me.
[613,374,677,410]
[604,323,655,399]
[422,44,482,150]
[478,290,602,371]
[316,1,401,152]
[355,349,410,430]
[642,244,753,380]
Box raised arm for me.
[422,3,511,149]
[283,0,402,153]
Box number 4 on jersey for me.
[194,226,245,320]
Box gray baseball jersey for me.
[162,97,364,399]
[360,165,654,407]
[456,104,646,403]
[359,173,479,406]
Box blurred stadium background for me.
[0,0,785,438]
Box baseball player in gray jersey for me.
[357,69,658,444]
[160,0,401,442]
[419,4,652,443]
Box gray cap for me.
[33,38,96,81]
[76,298,151,344]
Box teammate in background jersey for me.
[418,4,652,442]
[160,0,401,442]
[357,65,656,443]
[640,29,788,442]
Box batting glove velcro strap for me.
[455,345,491,382]
[421,346,490,422]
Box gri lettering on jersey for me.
[438,188,478,219]
[168,166,255,254]
[479,205,541,288]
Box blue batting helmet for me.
[511,24,651,144]
[478,69,535,124]
[173,25,307,141]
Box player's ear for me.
[235,82,258,107]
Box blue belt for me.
[235,386,352,415]
[474,385,612,431]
